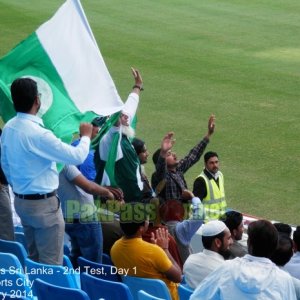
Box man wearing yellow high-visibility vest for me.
[193,152,227,221]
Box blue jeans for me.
[65,222,103,268]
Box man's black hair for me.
[11,78,38,113]
[132,138,146,155]
[152,149,161,165]
[247,220,278,258]
[273,222,292,237]
[270,234,293,266]
[204,151,219,163]
[120,221,146,237]
[202,231,225,250]
[293,226,300,251]
[220,211,243,233]
[91,116,107,127]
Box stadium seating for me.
[137,290,164,300]
[178,284,194,300]
[0,239,27,268]
[63,254,74,269]
[122,276,171,300]
[15,232,28,252]
[25,258,79,295]
[77,256,120,282]
[34,278,89,300]
[102,253,114,265]
[80,272,133,300]
[0,269,33,299]
[0,252,23,271]
[14,225,24,233]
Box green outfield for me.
[0,0,299,224]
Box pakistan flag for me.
[0,0,124,143]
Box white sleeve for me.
[99,126,123,161]
[190,266,224,300]
[34,130,90,165]
[122,93,139,123]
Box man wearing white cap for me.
[183,220,232,289]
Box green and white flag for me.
[0,0,124,142]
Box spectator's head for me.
[132,138,149,164]
[120,220,148,238]
[159,200,185,223]
[204,151,219,174]
[273,222,292,237]
[220,211,244,241]
[270,234,293,266]
[91,116,107,139]
[119,112,135,138]
[293,226,300,252]
[247,220,278,258]
[200,220,232,259]
[11,78,39,113]
[152,148,179,170]
[165,150,179,170]
[152,149,160,166]
[120,112,130,126]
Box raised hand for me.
[131,67,143,89]
[151,227,169,250]
[160,132,175,156]
[79,122,93,139]
[207,114,216,136]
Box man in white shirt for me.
[284,226,300,280]
[190,220,297,300]
[183,220,232,289]
[1,78,92,265]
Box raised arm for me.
[151,132,175,187]
[160,132,175,159]
[131,67,143,95]
[178,114,215,173]
[119,68,143,127]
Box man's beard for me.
[122,125,135,139]
[219,245,231,260]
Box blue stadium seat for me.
[25,258,79,295]
[122,276,172,300]
[0,239,28,268]
[0,269,33,299]
[64,244,71,256]
[102,253,113,265]
[80,272,133,300]
[77,256,120,282]
[137,290,164,300]
[15,232,28,252]
[178,284,194,300]
[4,295,30,300]
[34,278,89,300]
[0,252,23,271]
[63,254,74,269]
[14,225,24,233]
